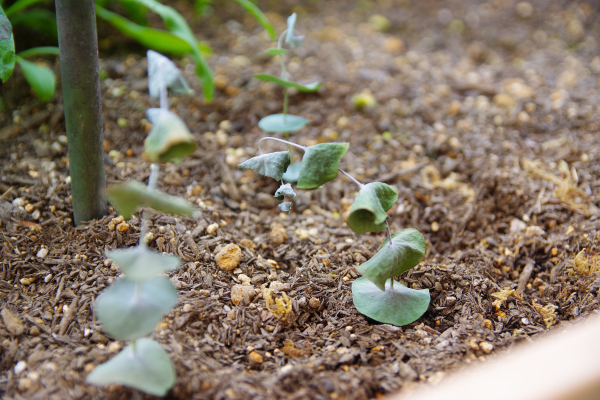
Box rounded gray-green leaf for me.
[282,161,301,182]
[352,277,430,326]
[106,246,181,281]
[258,113,309,133]
[253,74,321,92]
[347,182,398,234]
[356,229,425,290]
[147,50,193,99]
[94,276,178,341]
[106,180,198,219]
[238,151,290,181]
[144,108,195,163]
[297,142,349,189]
[86,338,175,397]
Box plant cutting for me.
[239,137,430,326]
[85,50,198,397]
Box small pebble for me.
[206,223,219,235]
[215,243,242,272]
[479,341,494,353]
[231,284,256,305]
[1,308,25,335]
[248,351,263,366]
[269,224,287,247]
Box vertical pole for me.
[55,0,106,225]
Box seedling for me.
[86,51,198,397]
[239,137,430,326]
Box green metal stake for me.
[55,0,106,225]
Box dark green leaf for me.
[106,246,180,281]
[297,142,349,189]
[347,182,398,233]
[5,0,48,16]
[231,0,275,40]
[265,48,289,56]
[254,73,321,92]
[258,113,309,133]
[17,46,59,58]
[15,55,55,101]
[238,151,290,181]
[106,180,198,219]
[144,108,196,163]
[86,338,175,397]
[356,229,426,290]
[352,277,430,326]
[0,8,15,83]
[94,276,177,340]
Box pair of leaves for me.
[347,182,398,234]
[106,179,198,219]
[86,338,175,397]
[275,183,296,212]
[144,108,196,162]
[238,142,349,190]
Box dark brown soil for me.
[1,1,600,399]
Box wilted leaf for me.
[238,151,290,181]
[356,229,426,290]
[278,202,292,212]
[147,50,193,99]
[86,338,175,396]
[274,183,296,200]
[258,113,309,133]
[253,74,321,92]
[144,108,195,162]
[15,56,55,101]
[297,142,349,189]
[94,276,177,340]
[106,246,181,281]
[347,182,398,233]
[106,180,198,219]
[352,277,430,326]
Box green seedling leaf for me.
[279,202,292,212]
[147,50,193,99]
[274,183,296,200]
[86,338,175,397]
[238,151,290,181]
[258,113,309,133]
[144,108,196,162]
[94,276,177,340]
[0,8,15,83]
[232,0,276,40]
[106,180,198,219]
[106,246,181,281]
[5,0,48,16]
[285,12,304,48]
[131,0,214,101]
[297,142,349,189]
[352,277,430,326]
[282,161,301,182]
[95,5,211,57]
[15,55,55,101]
[17,46,59,58]
[356,228,426,291]
[254,74,321,92]
[265,48,289,56]
[347,182,399,234]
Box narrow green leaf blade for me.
[106,246,181,281]
[253,73,321,92]
[144,108,195,163]
[231,0,275,40]
[15,55,55,101]
[147,50,193,99]
[106,180,198,219]
[352,277,430,326]
[356,229,426,290]
[17,46,59,58]
[297,142,349,189]
[238,151,290,181]
[265,48,289,56]
[86,338,175,397]
[0,8,16,83]
[94,276,177,340]
[5,0,48,16]
[258,113,309,133]
[347,182,399,233]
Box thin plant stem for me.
[258,137,306,155]
[158,62,169,110]
[338,168,364,189]
[131,339,136,354]
[385,220,393,245]
[139,164,159,247]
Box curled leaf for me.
[106,180,198,219]
[274,183,296,200]
[278,202,292,212]
[347,182,398,233]
[144,108,195,162]
[147,50,193,99]
[258,113,309,133]
[297,142,349,189]
[285,13,304,48]
[238,151,290,181]
[106,246,181,281]
[356,229,426,291]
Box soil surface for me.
[2,1,600,399]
